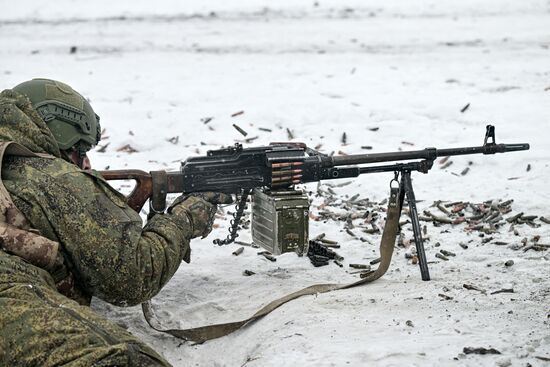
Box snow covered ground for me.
[1,1,549,366]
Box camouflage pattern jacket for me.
[0,89,194,306]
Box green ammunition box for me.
[251,188,310,256]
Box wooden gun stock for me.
[99,170,153,212]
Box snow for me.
[1,0,549,366]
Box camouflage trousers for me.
[0,251,171,367]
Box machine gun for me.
[100,125,529,280]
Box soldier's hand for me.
[185,192,233,205]
[168,192,233,238]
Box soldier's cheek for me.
[82,155,91,170]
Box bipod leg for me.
[402,171,431,281]
[397,177,406,231]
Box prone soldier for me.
[0,78,230,366]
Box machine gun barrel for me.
[435,143,529,157]
[330,143,529,167]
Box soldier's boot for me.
[0,251,171,367]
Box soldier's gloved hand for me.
[168,192,233,238]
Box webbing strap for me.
[142,186,401,344]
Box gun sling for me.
[141,185,401,344]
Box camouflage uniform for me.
[0,90,220,366]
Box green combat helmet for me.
[13,78,101,155]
